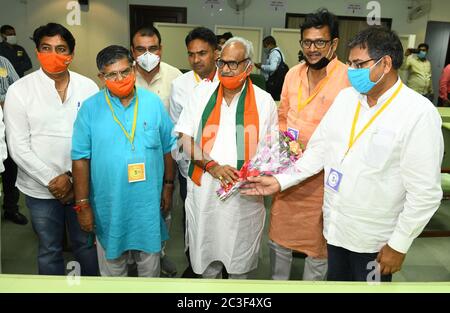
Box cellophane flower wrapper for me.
[216,130,303,201]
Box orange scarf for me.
[188,79,259,186]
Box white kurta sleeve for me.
[4,86,59,186]
[174,88,197,138]
[388,107,444,253]
[169,79,184,125]
[274,90,341,191]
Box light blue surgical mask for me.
[347,58,385,94]
[418,50,427,59]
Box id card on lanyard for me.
[104,89,147,183]
[327,82,403,192]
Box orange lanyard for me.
[345,81,403,158]
[297,63,338,112]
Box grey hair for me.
[221,36,254,61]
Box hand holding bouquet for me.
[216,130,303,201]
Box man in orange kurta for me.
[269,9,350,280]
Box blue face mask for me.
[418,50,427,59]
[347,58,385,94]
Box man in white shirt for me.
[4,23,99,275]
[131,26,182,111]
[175,37,278,279]
[241,27,443,282]
[130,25,181,277]
[169,26,219,278]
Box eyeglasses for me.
[347,58,376,69]
[300,39,332,49]
[102,67,133,81]
[133,46,160,54]
[216,58,249,70]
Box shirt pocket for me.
[363,128,396,169]
[142,128,161,149]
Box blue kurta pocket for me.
[143,128,161,149]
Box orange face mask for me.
[218,68,249,90]
[105,73,136,98]
[37,52,72,74]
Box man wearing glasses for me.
[169,27,220,278]
[269,9,349,281]
[71,45,176,277]
[3,23,99,275]
[131,26,182,111]
[242,27,443,282]
[175,37,278,279]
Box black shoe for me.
[4,211,28,225]
[181,265,201,278]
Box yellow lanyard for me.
[194,72,201,83]
[297,63,338,112]
[345,81,403,157]
[104,89,139,151]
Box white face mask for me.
[136,51,160,72]
[5,35,17,45]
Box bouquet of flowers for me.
[216,130,303,201]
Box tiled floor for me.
[1,181,450,282]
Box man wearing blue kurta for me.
[71,45,176,277]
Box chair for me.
[250,73,266,91]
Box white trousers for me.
[268,239,327,280]
[202,261,249,279]
[97,239,160,277]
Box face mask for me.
[37,51,72,74]
[305,43,334,70]
[418,51,427,59]
[6,35,17,45]
[347,58,385,94]
[136,51,160,72]
[263,47,270,54]
[105,72,136,98]
[219,63,250,90]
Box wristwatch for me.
[65,171,73,183]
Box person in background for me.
[72,45,176,277]
[131,26,182,111]
[0,25,32,77]
[269,8,349,281]
[402,43,433,102]
[169,26,219,278]
[130,25,181,277]
[255,35,286,100]
[438,63,450,106]
[217,32,233,49]
[255,36,284,81]
[175,37,278,279]
[0,55,26,225]
[242,27,443,282]
[3,23,99,275]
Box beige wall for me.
[0,0,449,83]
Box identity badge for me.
[287,127,299,141]
[128,162,146,183]
[17,50,23,57]
[326,168,343,192]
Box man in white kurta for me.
[242,27,443,282]
[175,37,278,278]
